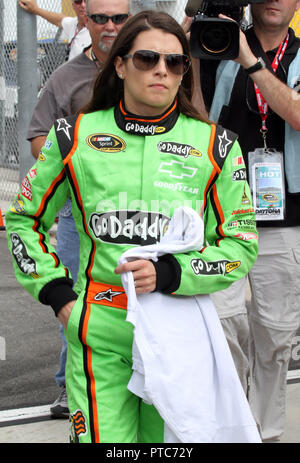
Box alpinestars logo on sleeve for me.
[56,118,72,140]
[218,130,233,158]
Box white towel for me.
[119,207,261,443]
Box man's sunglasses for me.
[87,14,129,25]
[72,0,85,4]
[123,50,191,76]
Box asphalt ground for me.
[0,229,62,412]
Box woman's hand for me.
[57,300,77,330]
[114,259,156,294]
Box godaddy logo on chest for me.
[157,141,202,158]
[125,122,165,135]
[89,210,170,245]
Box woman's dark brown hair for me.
[82,10,210,124]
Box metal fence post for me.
[17,1,39,183]
[0,0,5,166]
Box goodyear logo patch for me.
[86,133,126,153]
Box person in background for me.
[188,0,300,442]
[18,0,91,61]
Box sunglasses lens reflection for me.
[132,50,190,75]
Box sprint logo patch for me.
[86,134,126,153]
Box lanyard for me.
[68,24,82,49]
[254,33,289,149]
[91,49,103,68]
[65,23,85,61]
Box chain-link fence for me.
[1,0,69,203]
[0,1,299,205]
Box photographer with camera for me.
[185,0,300,442]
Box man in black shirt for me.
[188,0,300,442]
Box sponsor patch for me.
[154,180,199,195]
[157,141,202,158]
[155,126,166,134]
[38,152,46,161]
[10,233,39,278]
[233,156,245,167]
[28,168,37,179]
[89,210,170,245]
[190,258,241,276]
[70,410,87,442]
[56,118,72,140]
[44,139,53,150]
[125,122,166,135]
[21,176,32,201]
[232,208,255,215]
[232,168,247,181]
[86,133,126,153]
[94,288,124,302]
[234,233,258,241]
[10,200,26,215]
[158,160,197,179]
[228,218,256,230]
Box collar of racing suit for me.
[114,98,180,136]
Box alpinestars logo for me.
[94,288,124,302]
[218,130,233,158]
[157,141,202,158]
[56,118,72,140]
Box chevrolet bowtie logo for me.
[94,288,124,302]
[158,160,197,179]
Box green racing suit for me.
[6,100,258,442]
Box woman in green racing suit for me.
[6,11,258,443]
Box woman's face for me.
[115,28,184,116]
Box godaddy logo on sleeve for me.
[190,258,241,276]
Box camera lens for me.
[199,24,232,54]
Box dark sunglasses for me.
[123,50,191,76]
[87,13,129,25]
[72,0,84,4]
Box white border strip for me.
[0,405,50,423]
[287,369,300,381]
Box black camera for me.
[188,0,264,60]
